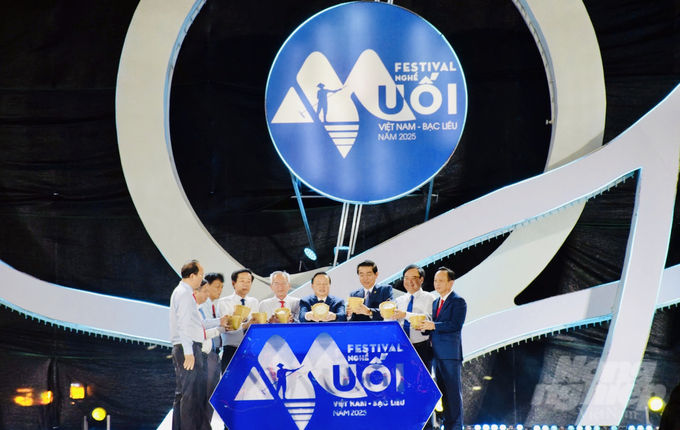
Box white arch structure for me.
[0,0,678,425]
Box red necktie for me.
[212,304,216,318]
[280,300,285,307]
[436,298,444,318]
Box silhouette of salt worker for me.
[316,83,341,123]
[276,363,303,399]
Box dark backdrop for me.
[0,0,679,428]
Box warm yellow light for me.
[14,395,33,407]
[483,376,493,380]
[70,383,85,400]
[435,398,444,412]
[648,396,665,412]
[92,407,107,421]
[39,391,53,405]
[472,386,482,391]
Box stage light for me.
[551,425,558,430]
[483,424,490,430]
[92,407,107,421]
[645,426,653,430]
[499,425,507,430]
[576,425,583,430]
[542,425,549,430]
[474,425,481,430]
[610,426,617,430]
[13,392,33,406]
[636,425,644,430]
[472,386,482,390]
[70,383,85,400]
[648,396,665,412]
[39,391,53,405]
[627,425,635,430]
[492,424,499,430]
[593,426,600,430]
[303,247,317,261]
[533,425,540,430]
[585,426,592,430]
[516,425,524,430]
[435,398,443,412]
[568,425,575,430]
[483,375,493,380]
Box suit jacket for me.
[428,291,466,360]
[349,284,393,321]
[299,295,347,322]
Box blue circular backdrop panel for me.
[266,2,467,204]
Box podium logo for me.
[236,334,405,430]
[265,2,467,204]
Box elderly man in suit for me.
[347,260,393,321]
[419,267,467,430]
[300,272,347,322]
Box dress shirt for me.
[199,298,223,348]
[169,281,205,355]
[217,293,260,347]
[395,289,436,344]
[259,296,301,322]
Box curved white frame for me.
[0,0,677,425]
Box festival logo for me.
[265,2,467,203]
[211,322,440,430]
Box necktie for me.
[241,298,246,306]
[211,304,222,348]
[402,295,415,338]
[280,300,285,308]
[436,298,444,318]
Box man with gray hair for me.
[259,271,301,323]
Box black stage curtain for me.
[1,0,679,428]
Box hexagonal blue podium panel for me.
[211,321,440,430]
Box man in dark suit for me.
[299,272,347,322]
[347,260,393,321]
[419,267,466,430]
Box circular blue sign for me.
[266,2,467,204]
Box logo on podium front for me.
[265,2,467,204]
[211,322,440,430]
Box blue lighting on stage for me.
[303,247,317,261]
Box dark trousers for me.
[413,340,433,430]
[433,356,463,430]
[172,342,209,430]
[413,340,432,371]
[205,350,221,425]
[221,345,238,373]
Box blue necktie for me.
[241,298,246,306]
[402,295,414,338]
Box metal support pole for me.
[107,415,111,430]
[291,173,316,260]
[83,416,88,430]
[349,204,363,256]
[346,204,359,261]
[333,203,350,266]
[424,179,434,222]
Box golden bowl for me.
[347,296,364,310]
[409,314,426,328]
[379,301,397,318]
[233,304,251,319]
[251,312,268,324]
[229,315,243,330]
[312,303,330,320]
[275,307,291,323]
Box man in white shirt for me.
[217,268,260,372]
[169,260,210,430]
[386,264,436,370]
[259,271,301,323]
